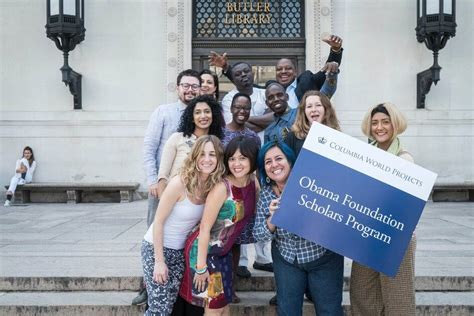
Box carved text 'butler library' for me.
[225,1,271,25]
[193,0,303,38]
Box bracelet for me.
[195,266,208,275]
[331,47,342,53]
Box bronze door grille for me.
[193,0,304,39]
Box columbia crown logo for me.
[318,137,327,144]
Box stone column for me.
[165,0,193,102]
[305,0,334,71]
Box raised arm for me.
[322,34,343,65]
[152,176,185,285]
[193,182,228,292]
[209,51,233,82]
[296,35,344,96]
[319,65,339,99]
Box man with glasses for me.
[133,69,201,306]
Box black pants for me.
[171,295,204,316]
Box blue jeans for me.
[272,243,344,316]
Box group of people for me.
[138,34,417,316]
[0,34,417,316]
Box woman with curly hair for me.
[285,90,340,157]
[350,102,416,316]
[156,95,224,198]
[141,135,226,315]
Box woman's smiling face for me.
[197,141,218,175]
[304,95,325,124]
[227,149,251,179]
[371,112,394,147]
[193,102,213,130]
[264,146,291,185]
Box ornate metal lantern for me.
[415,0,456,109]
[46,0,85,110]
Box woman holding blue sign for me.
[254,141,344,316]
[350,103,416,316]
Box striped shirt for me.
[253,184,326,264]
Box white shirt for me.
[144,196,204,249]
[286,79,299,108]
[221,88,268,124]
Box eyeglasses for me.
[232,106,251,112]
[179,83,200,90]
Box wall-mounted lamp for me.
[415,0,456,109]
[45,0,85,110]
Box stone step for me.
[0,291,472,316]
[1,275,471,292]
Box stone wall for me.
[1,0,472,193]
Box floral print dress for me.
[179,178,256,309]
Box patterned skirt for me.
[179,229,234,309]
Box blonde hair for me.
[361,102,407,142]
[291,90,340,139]
[180,135,225,198]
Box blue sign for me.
[271,123,437,276]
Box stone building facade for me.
[1,0,472,193]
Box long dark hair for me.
[178,95,224,139]
[22,146,35,164]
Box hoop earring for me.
[266,176,271,184]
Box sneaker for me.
[131,288,147,306]
[236,265,251,278]
[252,261,273,272]
[4,200,10,207]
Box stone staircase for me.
[0,273,472,315]
[0,201,472,315]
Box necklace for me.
[273,183,285,197]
